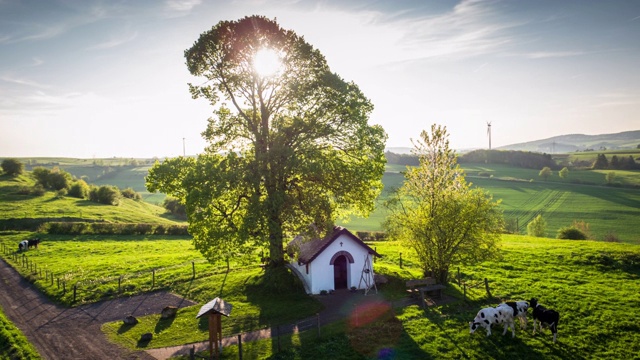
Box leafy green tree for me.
[1,159,24,176]
[610,155,620,169]
[559,167,569,179]
[527,214,546,237]
[147,16,386,269]
[383,125,503,284]
[539,166,552,181]
[47,168,72,190]
[592,154,608,169]
[606,171,617,185]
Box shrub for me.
[163,197,186,217]
[120,187,142,201]
[89,185,122,205]
[556,226,587,240]
[68,180,90,199]
[31,184,46,196]
[1,158,24,176]
[55,188,68,198]
[47,170,72,190]
[603,231,620,243]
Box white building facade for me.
[287,227,379,295]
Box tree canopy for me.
[384,125,502,284]
[146,16,387,269]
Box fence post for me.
[457,267,461,286]
[63,281,66,293]
[152,269,155,288]
[118,276,122,293]
[317,313,320,338]
[399,252,403,269]
[73,284,77,302]
[51,272,54,286]
[192,261,195,279]
[484,278,492,298]
[237,334,242,360]
[374,247,377,263]
[57,277,60,289]
[189,346,195,360]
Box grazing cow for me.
[469,304,516,338]
[529,298,560,343]
[27,238,41,249]
[501,300,529,329]
[18,240,28,251]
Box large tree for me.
[146,16,386,269]
[384,125,502,284]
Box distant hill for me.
[497,130,640,153]
[385,130,640,154]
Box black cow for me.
[529,298,560,343]
[28,238,41,249]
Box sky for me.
[1,0,639,158]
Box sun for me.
[253,48,282,77]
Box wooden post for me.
[457,267,461,286]
[192,261,195,279]
[63,281,66,293]
[399,252,403,269]
[374,247,377,262]
[152,269,155,288]
[237,334,242,360]
[73,284,77,302]
[118,276,122,293]
[208,313,220,360]
[51,273,54,286]
[484,278,492,298]
[189,346,195,360]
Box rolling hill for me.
[497,130,640,153]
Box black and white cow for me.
[469,304,516,338]
[529,298,560,343]
[501,300,529,329]
[18,240,28,251]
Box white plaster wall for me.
[307,233,374,294]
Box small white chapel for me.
[286,226,380,295]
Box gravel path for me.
[0,257,194,360]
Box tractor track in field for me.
[0,257,194,360]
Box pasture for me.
[2,232,639,359]
[0,305,41,359]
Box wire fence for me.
[0,242,256,304]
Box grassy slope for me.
[0,306,41,360]
[0,174,182,224]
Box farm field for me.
[7,157,640,243]
[341,164,640,244]
[1,233,639,359]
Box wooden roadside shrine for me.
[196,297,232,360]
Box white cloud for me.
[164,0,202,16]
[88,31,138,50]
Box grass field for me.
[0,305,41,359]
[2,233,638,359]
[0,174,182,225]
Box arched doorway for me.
[333,255,348,289]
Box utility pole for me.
[182,137,186,157]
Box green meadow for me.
[1,233,639,359]
[0,306,41,360]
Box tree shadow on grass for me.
[154,315,176,334]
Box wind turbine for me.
[486,122,492,150]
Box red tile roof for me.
[287,226,381,265]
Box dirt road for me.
[0,258,194,360]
